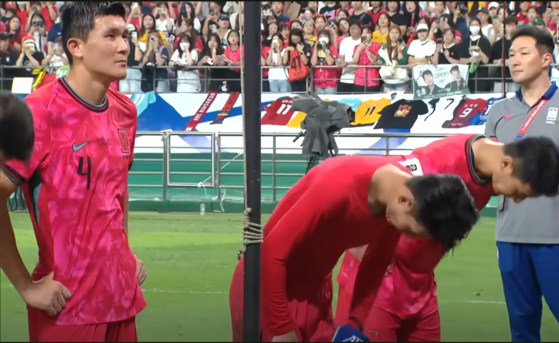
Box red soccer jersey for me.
[371,134,495,318]
[261,96,295,126]
[261,155,405,336]
[1,77,146,325]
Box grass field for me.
[1,212,558,342]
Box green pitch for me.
[1,213,558,342]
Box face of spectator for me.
[303,21,314,35]
[219,17,229,29]
[180,36,191,51]
[527,8,538,21]
[0,37,9,51]
[388,27,400,43]
[268,22,278,36]
[520,2,529,12]
[469,20,481,35]
[434,2,445,15]
[337,11,347,19]
[488,7,498,16]
[290,33,302,45]
[349,23,361,38]
[9,17,20,32]
[208,36,219,49]
[271,1,283,13]
[185,4,193,16]
[149,32,160,48]
[351,1,363,11]
[405,2,416,13]
[340,2,350,9]
[377,13,389,28]
[443,29,454,45]
[272,34,283,48]
[291,21,302,30]
[371,2,381,9]
[423,73,433,86]
[339,20,349,33]
[505,23,517,36]
[143,15,154,30]
[363,28,372,42]
[498,8,506,22]
[318,32,330,44]
[308,2,318,12]
[281,25,290,40]
[267,16,277,25]
[210,2,221,14]
[31,14,44,28]
[315,17,326,31]
[387,1,399,12]
[228,31,239,46]
[477,12,488,24]
[417,28,428,41]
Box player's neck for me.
[368,165,410,217]
[65,67,110,106]
[519,74,552,107]
[471,138,504,178]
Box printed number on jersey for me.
[460,107,474,118]
[398,158,424,176]
[277,103,292,115]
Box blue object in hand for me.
[332,325,370,342]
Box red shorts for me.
[334,284,351,327]
[28,309,137,342]
[230,259,335,342]
[364,306,440,342]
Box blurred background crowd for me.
[0,1,557,94]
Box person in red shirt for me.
[368,1,387,24]
[0,94,34,164]
[0,3,146,342]
[37,1,58,31]
[337,135,559,342]
[229,155,479,342]
[311,29,339,94]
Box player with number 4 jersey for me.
[337,134,559,342]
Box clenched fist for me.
[21,272,71,316]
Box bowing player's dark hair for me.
[504,136,559,197]
[406,174,478,252]
[61,2,127,65]
[0,94,34,161]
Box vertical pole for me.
[243,2,262,342]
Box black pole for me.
[243,2,262,343]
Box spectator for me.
[311,29,338,94]
[352,26,381,93]
[403,1,425,41]
[230,2,244,31]
[270,1,290,24]
[336,2,353,17]
[263,20,278,47]
[476,8,495,42]
[372,12,390,44]
[337,19,362,94]
[300,7,315,25]
[14,2,29,26]
[386,1,407,35]
[153,3,174,38]
[336,8,349,20]
[429,14,462,45]
[126,2,142,31]
[178,2,201,33]
[138,14,157,50]
[526,6,539,24]
[223,30,243,92]
[0,32,18,91]
[260,32,270,92]
[46,3,62,55]
[491,15,517,93]
[497,5,511,23]
[459,17,492,92]
[433,28,462,65]
[430,1,446,19]
[216,14,232,47]
[142,30,170,93]
[378,24,409,92]
[532,17,550,34]
[516,1,530,24]
[41,35,67,69]
[407,22,436,67]
[197,33,227,92]
[35,2,57,31]
[26,11,48,53]
[302,20,317,47]
[487,2,500,18]
[170,33,201,93]
[349,1,374,28]
[279,24,290,47]
[7,17,23,52]
[202,4,223,41]
[545,1,559,32]
[290,20,303,31]
[368,1,386,24]
[315,15,327,33]
[266,33,290,92]
[320,1,340,20]
[175,18,203,52]
[333,17,350,48]
[119,26,142,94]
[283,28,310,92]
[15,35,43,78]
[195,1,211,24]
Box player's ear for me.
[500,156,514,174]
[397,193,414,212]
[66,38,84,59]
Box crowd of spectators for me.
[0,1,557,94]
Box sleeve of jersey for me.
[128,105,138,171]
[348,228,401,328]
[1,97,51,185]
[260,178,347,336]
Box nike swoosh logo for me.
[72,142,88,152]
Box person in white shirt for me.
[336,19,362,93]
[169,34,201,93]
[407,23,436,67]
[154,4,175,38]
[266,33,290,92]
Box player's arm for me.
[261,180,347,338]
[348,230,401,328]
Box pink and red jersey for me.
[1,77,145,325]
[261,96,295,126]
[347,134,495,319]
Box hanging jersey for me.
[442,98,487,128]
[477,97,500,125]
[375,99,429,130]
[351,98,390,126]
[286,111,306,129]
[261,96,295,126]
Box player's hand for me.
[21,272,71,316]
[135,255,147,285]
[272,330,298,342]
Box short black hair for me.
[450,65,459,74]
[422,70,433,78]
[504,136,559,196]
[61,2,126,65]
[406,174,478,251]
[0,94,34,161]
[510,24,554,55]
[504,15,518,26]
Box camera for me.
[32,20,43,27]
[360,36,366,43]
[436,38,442,44]
[459,5,468,14]
[317,42,323,50]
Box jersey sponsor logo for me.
[395,105,411,117]
[72,141,88,152]
[546,108,557,124]
[398,158,424,176]
[118,129,130,156]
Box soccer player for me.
[229,155,479,342]
[335,134,559,342]
[0,94,35,164]
[0,3,146,342]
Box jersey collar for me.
[515,82,558,102]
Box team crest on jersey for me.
[118,129,130,156]
[395,105,411,117]
[546,108,557,124]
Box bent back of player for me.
[0,3,147,342]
